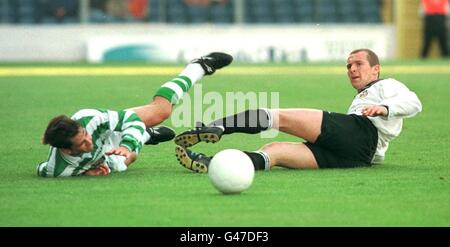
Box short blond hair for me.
[350,49,380,66]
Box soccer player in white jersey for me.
[37,52,233,177]
[174,49,422,173]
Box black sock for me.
[208,109,270,135]
[243,151,266,171]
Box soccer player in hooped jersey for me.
[175,49,422,172]
[37,52,233,177]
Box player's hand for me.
[85,164,110,176]
[362,105,388,117]
[106,146,132,159]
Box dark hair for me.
[350,48,380,66]
[42,115,81,149]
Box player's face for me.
[346,51,380,91]
[69,128,93,155]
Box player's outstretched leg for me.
[130,52,233,128]
[175,145,211,173]
[174,109,271,148]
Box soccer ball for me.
[208,149,255,194]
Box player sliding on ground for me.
[175,49,422,173]
[37,52,233,177]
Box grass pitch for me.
[0,61,449,226]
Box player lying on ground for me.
[37,52,233,177]
[174,49,422,173]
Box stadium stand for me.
[0,0,383,24]
[245,0,273,23]
[273,0,296,23]
[185,2,210,23]
[315,0,338,23]
[166,0,188,23]
[294,0,315,23]
[210,2,233,23]
[337,0,360,23]
[359,0,381,23]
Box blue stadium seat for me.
[245,0,273,23]
[252,7,274,23]
[337,0,360,23]
[149,0,161,22]
[359,0,381,23]
[210,4,233,23]
[167,4,188,23]
[315,0,338,23]
[361,10,381,23]
[186,5,209,23]
[62,16,78,23]
[0,1,4,20]
[273,0,295,23]
[167,0,184,5]
[272,0,293,8]
[0,1,8,23]
[359,0,381,7]
[294,0,315,23]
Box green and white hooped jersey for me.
[37,109,147,177]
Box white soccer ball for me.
[208,149,255,194]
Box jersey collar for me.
[358,79,382,93]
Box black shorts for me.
[305,112,378,168]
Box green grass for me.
[0,62,449,226]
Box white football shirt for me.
[347,78,422,163]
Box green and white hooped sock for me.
[154,63,205,104]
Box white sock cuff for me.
[179,63,204,83]
[255,150,271,171]
[260,108,274,130]
[143,130,150,144]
